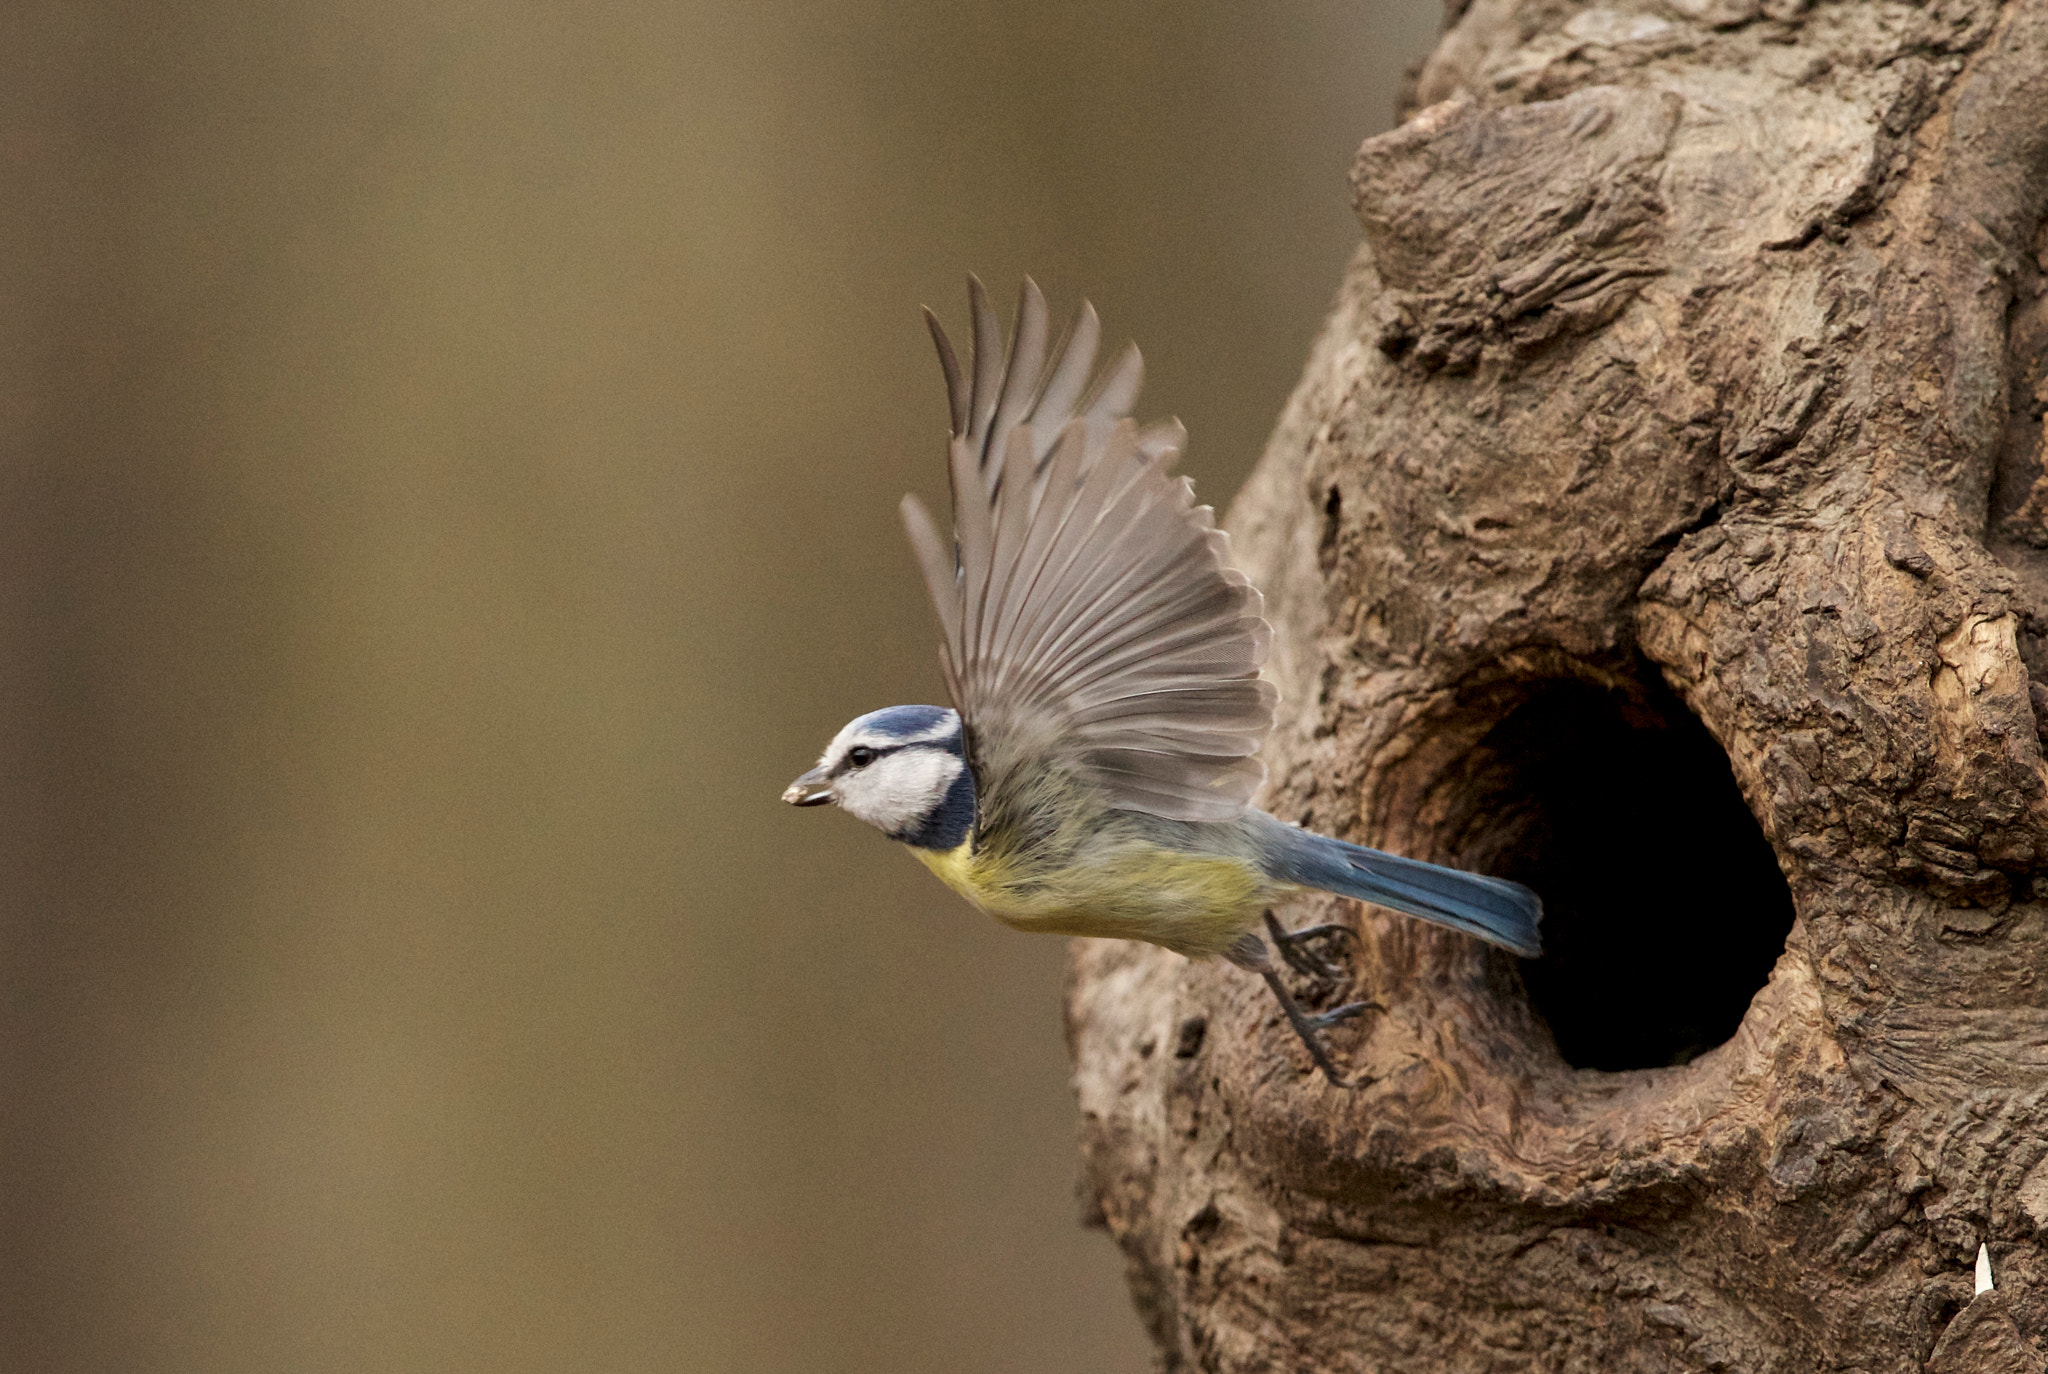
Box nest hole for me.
[1457,676,1796,1071]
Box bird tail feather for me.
[1255,818,1542,957]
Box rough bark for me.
[1066,0,2048,1369]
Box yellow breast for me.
[912,840,984,903]
[909,836,1273,960]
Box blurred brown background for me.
[0,2,1431,1370]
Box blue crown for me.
[850,704,961,747]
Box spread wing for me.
[900,277,1276,824]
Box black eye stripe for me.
[839,731,961,772]
[842,742,901,769]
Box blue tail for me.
[1251,814,1542,957]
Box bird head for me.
[783,705,975,848]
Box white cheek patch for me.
[835,749,964,836]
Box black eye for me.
[847,746,877,767]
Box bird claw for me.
[1263,910,1357,983]
[1307,999,1378,1031]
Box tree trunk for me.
[1066,1,2048,1369]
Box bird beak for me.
[782,766,834,807]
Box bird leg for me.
[1227,927,1378,1088]
[1262,909,1357,983]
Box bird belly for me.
[911,837,1271,960]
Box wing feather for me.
[986,281,1049,473]
[966,277,1005,452]
[900,493,959,649]
[1030,303,1100,443]
[1081,342,1144,427]
[902,278,1274,823]
[923,307,968,436]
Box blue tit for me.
[784,278,1541,1085]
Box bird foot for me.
[1227,920,1378,1088]
[1251,965,1381,1089]
[1262,910,1357,983]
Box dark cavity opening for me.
[1455,675,1796,1071]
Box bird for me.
[782,278,1541,1086]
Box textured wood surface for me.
[1067,0,2048,1367]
